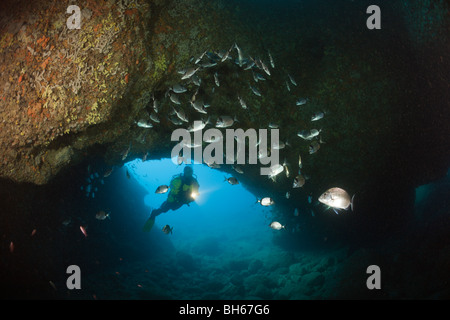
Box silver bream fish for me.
[216,115,236,128]
[318,187,355,213]
[311,111,325,121]
[136,119,153,128]
[257,197,275,206]
[155,185,170,194]
[296,98,308,106]
[269,221,285,230]
[225,177,239,185]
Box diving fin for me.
[142,217,155,232]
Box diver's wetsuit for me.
[144,173,199,230]
[149,200,184,218]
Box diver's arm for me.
[192,181,199,193]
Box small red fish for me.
[137,284,142,288]
[80,226,88,237]
[31,229,37,237]
[9,241,14,253]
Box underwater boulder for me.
[175,251,198,272]
[220,283,244,300]
[230,273,244,287]
[251,284,273,300]
[201,279,224,293]
[303,271,325,288]
[316,256,336,273]
[191,236,223,256]
[288,262,311,277]
[227,259,250,272]
[243,273,277,294]
[263,251,296,272]
[288,262,303,275]
[248,259,264,273]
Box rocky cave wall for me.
[0,0,252,184]
[0,0,448,219]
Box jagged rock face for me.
[0,0,245,184]
[0,0,448,195]
[0,0,149,183]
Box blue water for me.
[68,159,301,299]
[125,158,274,255]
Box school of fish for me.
[75,42,353,236]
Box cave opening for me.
[59,157,303,299]
[123,157,276,256]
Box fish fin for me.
[333,208,340,215]
[351,194,355,211]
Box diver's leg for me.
[171,201,184,211]
[150,201,172,219]
[143,201,172,232]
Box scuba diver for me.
[143,166,199,232]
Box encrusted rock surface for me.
[0,0,247,184]
[0,0,448,194]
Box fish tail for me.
[351,194,355,211]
